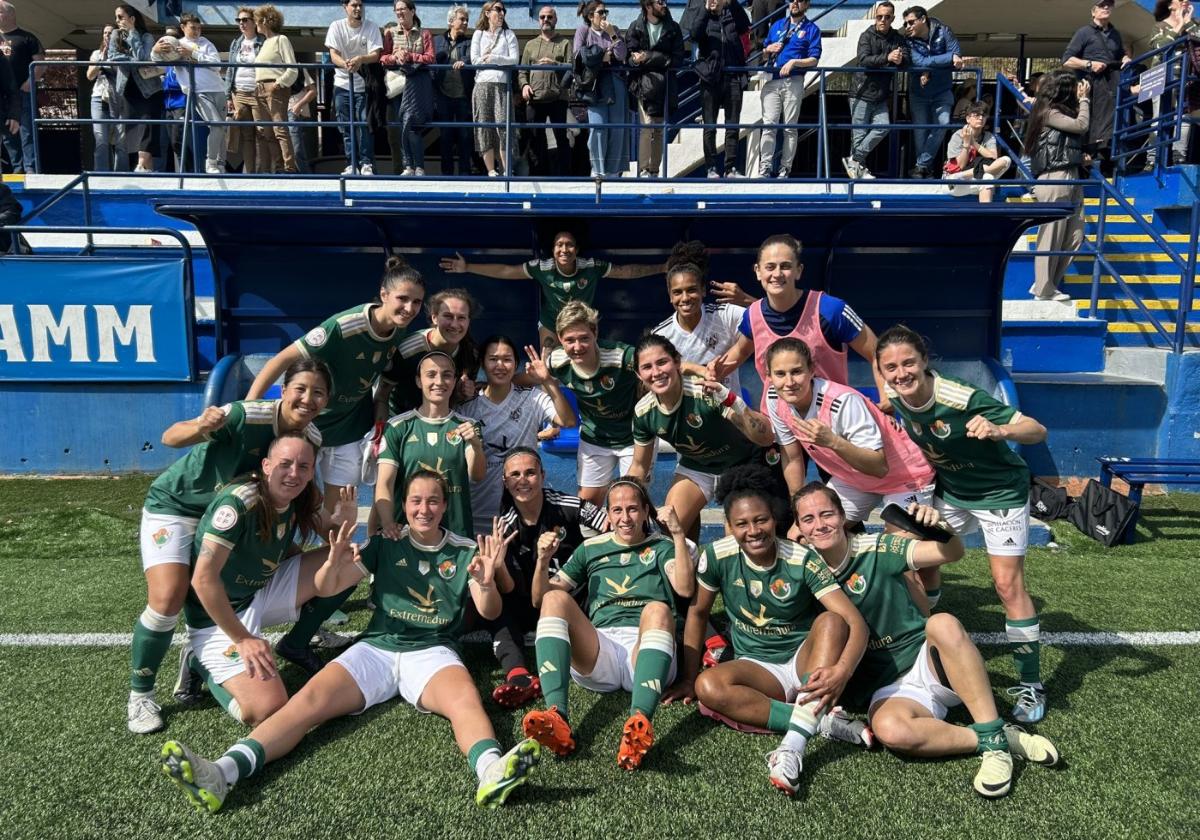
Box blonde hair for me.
[254,4,284,32]
[555,300,599,336]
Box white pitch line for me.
[2,631,1199,648]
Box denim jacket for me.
[106,29,160,99]
[225,33,265,95]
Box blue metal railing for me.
[1113,34,1196,181]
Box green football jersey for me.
[358,528,479,653]
[697,535,840,663]
[294,303,405,447]
[556,532,680,629]
[632,378,761,473]
[525,257,610,332]
[378,410,477,537]
[382,328,478,417]
[548,341,638,448]
[889,371,1030,509]
[184,481,299,629]
[144,400,321,518]
[835,533,928,708]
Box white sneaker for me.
[766,748,803,796]
[413,167,425,177]
[842,155,858,179]
[205,163,223,175]
[400,167,415,176]
[488,169,500,177]
[161,740,230,813]
[359,163,375,176]
[341,164,357,175]
[127,694,164,734]
[134,164,152,173]
[858,164,876,180]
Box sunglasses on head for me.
[492,5,507,10]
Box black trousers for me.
[519,99,570,176]
[701,79,744,173]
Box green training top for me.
[835,533,929,709]
[183,480,300,629]
[524,256,610,333]
[697,535,840,664]
[358,528,480,653]
[556,532,680,629]
[144,400,321,519]
[293,303,405,447]
[378,410,477,537]
[548,340,639,448]
[888,371,1030,509]
[632,377,760,473]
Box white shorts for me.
[674,464,720,504]
[139,510,200,570]
[934,497,1030,557]
[577,440,637,489]
[868,639,962,720]
[188,554,303,685]
[828,478,936,525]
[571,626,677,694]
[317,440,363,489]
[332,640,463,714]
[738,645,807,703]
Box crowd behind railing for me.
[0,0,1197,181]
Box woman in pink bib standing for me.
[708,234,889,412]
[764,337,934,528]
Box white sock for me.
[473,748,502,781]
[129,689,155,702]
[215,756,240,787]
[779,700,822,753]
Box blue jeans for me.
[849,96,890,164]
[288,109,312,174]
[334,86,373,168]
[2,91,36,173]
[90,96,121,172]
[586,73,628,177]
[436,92,473,175]
[909,89,953,170]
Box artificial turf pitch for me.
[1,477,1197,839]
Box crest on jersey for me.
[686,412,703,429]
[931,420,952,440]
[305,327,328,347]
[426,432,440,446]
[212,505,238,532]
[276,522,287,540]
[769,578,791,600]
[599,375,615,391]
[418,560,430,575]
[619,552,631,566]
[576,276,589,289]
[372,351,382,364]
[749,579,763,597]
[581,380,594,394]
[438,560,456,579]
[705,334,719,350]
[510,407,522,422]
[765,448,781,466]
[909,421,924,436]
[639,546,656,565]
[446,428,462,445]
[151,528,170,547]
[847,572,867,595]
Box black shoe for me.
[911,165,932,179]
[275,639,326,677]
[172,644,207,705]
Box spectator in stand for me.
[471,0,519,176]
[626,0,683,179]
[1062,0,1130,170]
[87,26,122,172]
[1026,71,1091,302]
[0,1,43,174]
[845,1,905,179]
[287,68,318,173]
[252,5,299,174]
[434,5,475,175]
[227,9,267,174]
[107,4,162,173]
[688,0,751,178]
[160,42,190,172]
[326,0,384,175]
[383,0,436,176]
[902,5,965,179]
[757,0,820,178]
[942,103,1011,203]
[518,5,573,177]
[747,0,781,63]
[175,13,228,175]
[1148,0,1198,165]
[575,0,630,178]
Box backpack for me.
[1065,479,1139,547]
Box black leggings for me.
[124,83,164,157]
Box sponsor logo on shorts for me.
[151,527,170,547]
[686,412,703,429]
[438,560,456,579]
[1002,537,1017,546]
[223,645,240,661]
[769,578,791,600]
[847,572,867,595]
[931,420,952,440]
[211,505,238,532]
[305,327,328,348]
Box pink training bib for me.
[749,292,849,411]
[777,378,934,494]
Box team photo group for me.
[129,230,1061,813]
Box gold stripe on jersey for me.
[681,378,708,399]
[779,537,816,567]
[548,347,569,368]
[444,531,477,550]
[399,330,433,357]
[851,532,917,564]
[242,400,277,423]
[708,534,742,560]
[201,533,236,551]
[335,308,371,338]
[850,533,882,554]
[597,348,626,367]
[387,409,421,428]
[230,482,261,509]
[933,376,975,411]
[634,391,658,418]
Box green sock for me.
[467,738,503,780]
[1006,617,1042,685]
[629,629,674,720]
[193,657,243,723]
[766,700,794,734]
[222,738,266,780]
[130,607,178,692]
[279,586,356,650]
[534,616,572,719]
[970,719,1008,754]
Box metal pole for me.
[817,70,827,184]
[179,64,194,188]
[1090,174,1108,319]
[82,173,94,255]
[1175,196,1200,353]
[28,66,39,174]
[503,76,511,191]
[348,76,358,171]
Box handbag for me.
[1028,478,1071,521]
[385,68,407,99]
[1065,479,1139,547]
